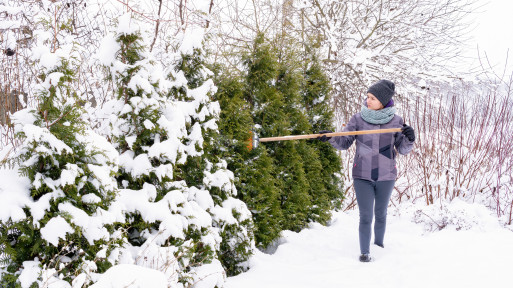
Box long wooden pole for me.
[258,128,402,143]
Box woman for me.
[318,79,415,262]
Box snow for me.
[18,260,41,288]
[18,124,73,155]
[40,216,74,247]
[108,186,194,242]
[96,33,120,66]
[203,168,235,193]
[226,202,513,288]
[191,0,212,14]
[11,194,506,288]
[119,152,153,178]
[116,13,140,36]
[28,193,55,225]
[0,4,23,15]
[179,28,206,55]
[190,187,215,210]
[143,119,155,130]
[87,163,117,191]
[30,45,60,71]
[43,72,65,89]
[213,198,253,225]
[0,168,32,222]
[60,164,81,186]
[131,243,180,283]
[184,122,204,156]
[128,71,155,95]
[89,264,168,288]
[40,268,71,288]
[58,202,112,245]
[190,259,226,288]
[82,193,102,204]
[147,138,181,164]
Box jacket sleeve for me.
[328,114,357,150]
[394,118,414,155]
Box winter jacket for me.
[328,113,414,181]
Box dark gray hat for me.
[367,79,395,107]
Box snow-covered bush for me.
[0,42,122,287]
[174,38,255,276]
[95,14,254,283]
[391,198,502,233]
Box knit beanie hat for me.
[367,79,395,107]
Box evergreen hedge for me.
[214,33,344,249]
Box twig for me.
[149,0,163,52]
[418,210,444,231]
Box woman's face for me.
[366,93,384,110]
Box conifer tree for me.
[100,23,218,285]
[273,38,345,226]
[98,16,253,281]
[300,49,345,222]
[1,46,121,287]
[172,34,254,277]
[245,34,311,231]
[273,52,323,230]
[214,73,283,249]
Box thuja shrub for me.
[1,52,121,287]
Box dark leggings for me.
[353,178,395,255]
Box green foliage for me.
[0,271,24,288]
[37,59,85,138]
[213,71,283,249]
[214,33,345,248]
[301,52,335,131]
[217,218,254,276]
[175,49,207,90]
[300,50,345,218]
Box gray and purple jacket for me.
[328,113,414,181]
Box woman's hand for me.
[317,130,332,142]
[401,124,415,142]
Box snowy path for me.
[226,209,513,288]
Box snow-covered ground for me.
[226,203,513,288]
[2,162,513,287]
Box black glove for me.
[401,124,415,142]
[317,130,332,142]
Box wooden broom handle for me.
[258,128,402,142]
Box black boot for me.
[359,254,373,262]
